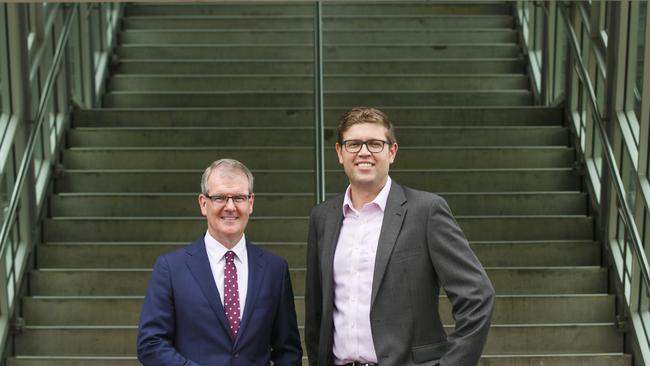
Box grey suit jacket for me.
[305,182,495,366]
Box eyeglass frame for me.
[203,193,253,205]
[340,139,391,153]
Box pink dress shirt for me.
[332,178,392,365]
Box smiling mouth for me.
[356,162,374,167]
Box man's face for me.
[336,123,398,191]
[198,169,254,247]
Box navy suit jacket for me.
[137,236,302,366]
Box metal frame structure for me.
[517,1,650,363]
[0,2,122,358]
[313,1,325,203]
[3,0,650,364]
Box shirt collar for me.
[342,176,392,215]
[204,231,248,263]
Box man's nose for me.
[224,197,237,208]
[358,143,372,155]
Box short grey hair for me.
[200,158,254,195]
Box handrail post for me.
[542,1,556,105]
[600,0,620,258]
[313,1,325,203]
[8,5,30,122]
[6,4,37,255]
[78,4,95,108]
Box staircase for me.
[8,2,630,366]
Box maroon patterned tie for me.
[224,251,241,339]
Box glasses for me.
[341,139,390,153]
[204,193,252,205]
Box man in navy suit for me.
[137,158,302,366]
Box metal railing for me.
[516,1,650,362]
[0,2,122,358]
[313,1,325,203]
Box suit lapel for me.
[321,195,344,308]
[185,239,231,337]
[371,183,407,307]
[235,240,265,346]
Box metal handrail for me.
[559,4,650,291]
[0,4,77,277]
[313,1,325,203]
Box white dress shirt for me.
[332,177,392,364]
[204,231,249,318]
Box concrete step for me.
[36,243,315,269]
[321,44,520,60]
[29,267,606,296]
[102,90,533,108]
[36,240,599,268]
[477,355,631,366]
[124,3,513,17]
[121,15,515,30]
[43,216,592,242]
[62,147,573,170]
[49,192,587,217]
[67,126,569,147]
[54,169,580,193]
[117,44,521,61]
[71,107,563,127]
[486,267,607,295]
[13,323,621,356]
[483,324,623,354]
[9,358,143,366]
[119,29,518,44]
[107,74,529,91]
[114,59,525,75]
[42,217,312,242]
[50,193,315,217]
[21,294,615,326]
[5,354,633,366]
[470,240,599,267]
[25,270,236,297]
[62,147,318,170]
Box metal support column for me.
[78,4,95,108]
[6,4,37,258]
[313,1,325,203]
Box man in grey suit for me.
[305,107,495,366]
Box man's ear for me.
[248,193,255,215]
[198,194,208,217]
[388,142,398,164]
[336,142,344,164]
